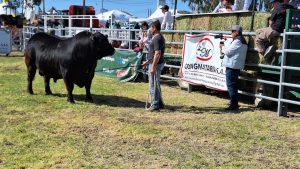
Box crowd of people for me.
[133,0,299,111]
[212,0,300,13]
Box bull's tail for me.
[25,46,36,94]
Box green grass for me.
[0,57,300,169]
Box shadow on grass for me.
[53,93,145,108]
[52,93,254,114]
[161,81,254,105]
[163,105,255,114]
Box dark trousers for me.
[226,67,240,107]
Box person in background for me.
[160,5,173,30]
[142,20,165,111]
[105,20,109,28]
[213,0,254,13]
[115,22,121,29]
[255,0,294,64]
[233,0,254,11]
[289,0,300,9]
[130,22,140,48]
[213,0,235,13]
[139,21,152,52]
[137,22,152,81]
[220,25,248,111]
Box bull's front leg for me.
[44,76,53,95]
[85,77,94,103]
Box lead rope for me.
[145,69,154,110]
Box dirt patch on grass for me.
[0,65,22,73]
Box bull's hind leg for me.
[25,59,36,94]
[44,76,53,95]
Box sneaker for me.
[264,45,276,61]
[147,106,160,112]
[224,105,239,111]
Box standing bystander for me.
[160,5,173,30]
[142,20,165,111]
[220,25,248,111]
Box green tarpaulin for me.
[95,49,143,82]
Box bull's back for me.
[26,32,62,59]
[25,33,64,77]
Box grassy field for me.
[0,56,300,169]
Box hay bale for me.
[239,13,253,32]
[253,13,270,31]
[176,47,183,55]
[190,15,211,30]
[176,16,191,30]
[165,44,172,53]
[163,33,173,42]
[246,51,260,64]
[210,14,237,31]
[174,33,184,42]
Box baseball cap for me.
[231,25,243,33]
[160,5,169,10]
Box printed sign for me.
[0,28,12,54]
[95,49,143,82]
[181,34,232,91]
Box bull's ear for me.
[105,35,108,38]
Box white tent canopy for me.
[96,9,132,22]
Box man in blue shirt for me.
[220,25,248,111]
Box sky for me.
[44,0,191,18]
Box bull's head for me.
[91,32,115,59]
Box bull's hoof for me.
[27,90,34,95]
[68,99,75,104]
[45,91,53,95]
[85,98,94,103]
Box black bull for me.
[25,31,115,103]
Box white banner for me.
[0,28,12,54]
[181,34,233,91]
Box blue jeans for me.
[148,63,164,109]
[226,67,240,107]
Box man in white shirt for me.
[160,5,173,30]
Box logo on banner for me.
[195,38,214,61]
[116,70,126,77]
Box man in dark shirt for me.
[255,0,293,64]
[142,20,165,111]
